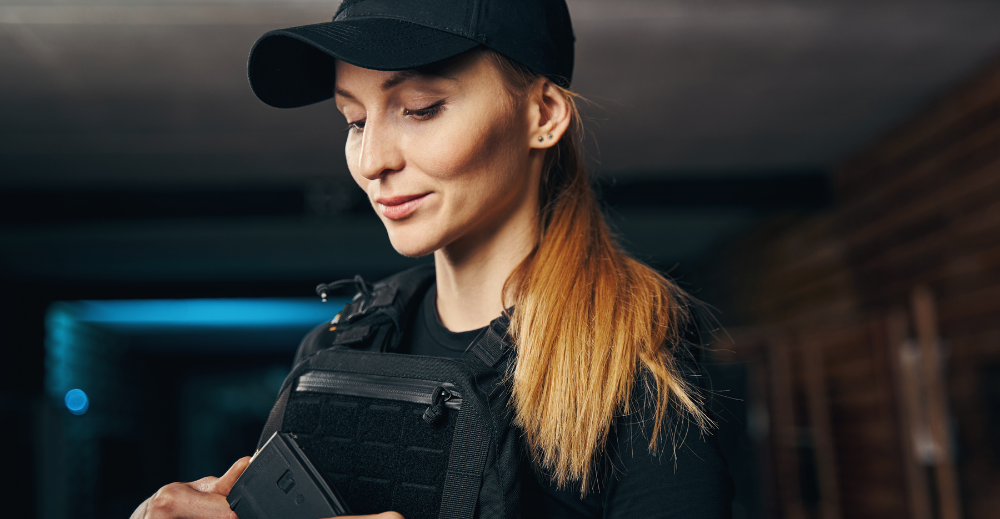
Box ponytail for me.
[487,51,712,493]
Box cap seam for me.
[470,0,484,39]
[301,24,443,45]
[341,14,476,40]
[333,0,468,31]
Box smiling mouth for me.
[376,193,430,220]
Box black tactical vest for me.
[258,265,522,519]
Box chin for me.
[384,221,447,258]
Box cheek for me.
[458,122,525,211]
[413,107,525,201]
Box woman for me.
[132,0,733,518]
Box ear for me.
[527,79,573,149]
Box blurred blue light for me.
[65,389,89,415]
[70,298,347,330]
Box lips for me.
[376,193,430,220]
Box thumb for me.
[212,456,252,496]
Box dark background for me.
[3,1,1000,518]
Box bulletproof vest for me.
[258,265,522,519]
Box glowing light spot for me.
[69,298,348,329]
[65,389,89,415]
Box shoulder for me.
[595,329,732,517]
[291,264,436,364]
[602,395,734,518]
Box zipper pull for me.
[422,386,451,425]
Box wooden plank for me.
[841,144,1000,254]
[824,358,876,380]
[945,331,1000,359]
[841,134,1000,236]
[768,336,806,519]
[743,345,782,518]
[911,286,963,519]
[839,102,1000,217]
[937,282,1000,325]
[827,422,896,444]
[852,236,1000,312]
[849,197,1000,279]
[801,339,842,519]
[827,457,898,476]
[884,308,933,519]
[846,192,1000,280]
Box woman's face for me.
[334,52,539,258]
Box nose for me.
[356,118,404,181]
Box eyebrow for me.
[334,70,456,101]
[380,70,420,90]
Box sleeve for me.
[601,397,735,519]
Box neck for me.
[433,191,539,333]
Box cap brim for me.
[248,18,481,109]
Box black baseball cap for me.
[247,0,575,108]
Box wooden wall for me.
[712,55,1000,519]
[837,54,1000,519]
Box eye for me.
[403,100,445,120]
[345,119,366,133]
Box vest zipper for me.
[296,371,462,411]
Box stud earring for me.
[538,136,544,142]
[547,134,554,139]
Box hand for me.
[131,456,251,519]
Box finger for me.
[213,456,252,496]
[188,476,219,493]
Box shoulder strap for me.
[467,313,513,370]
[440,313,519,519]
[373,264,436,352]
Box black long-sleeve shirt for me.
[405,284,734,519]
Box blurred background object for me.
[1,0,999,518]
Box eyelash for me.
[404,100,446,120]
[345,100,446,133]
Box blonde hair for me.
[486,51,712,493]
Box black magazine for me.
[227,431,350,519]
